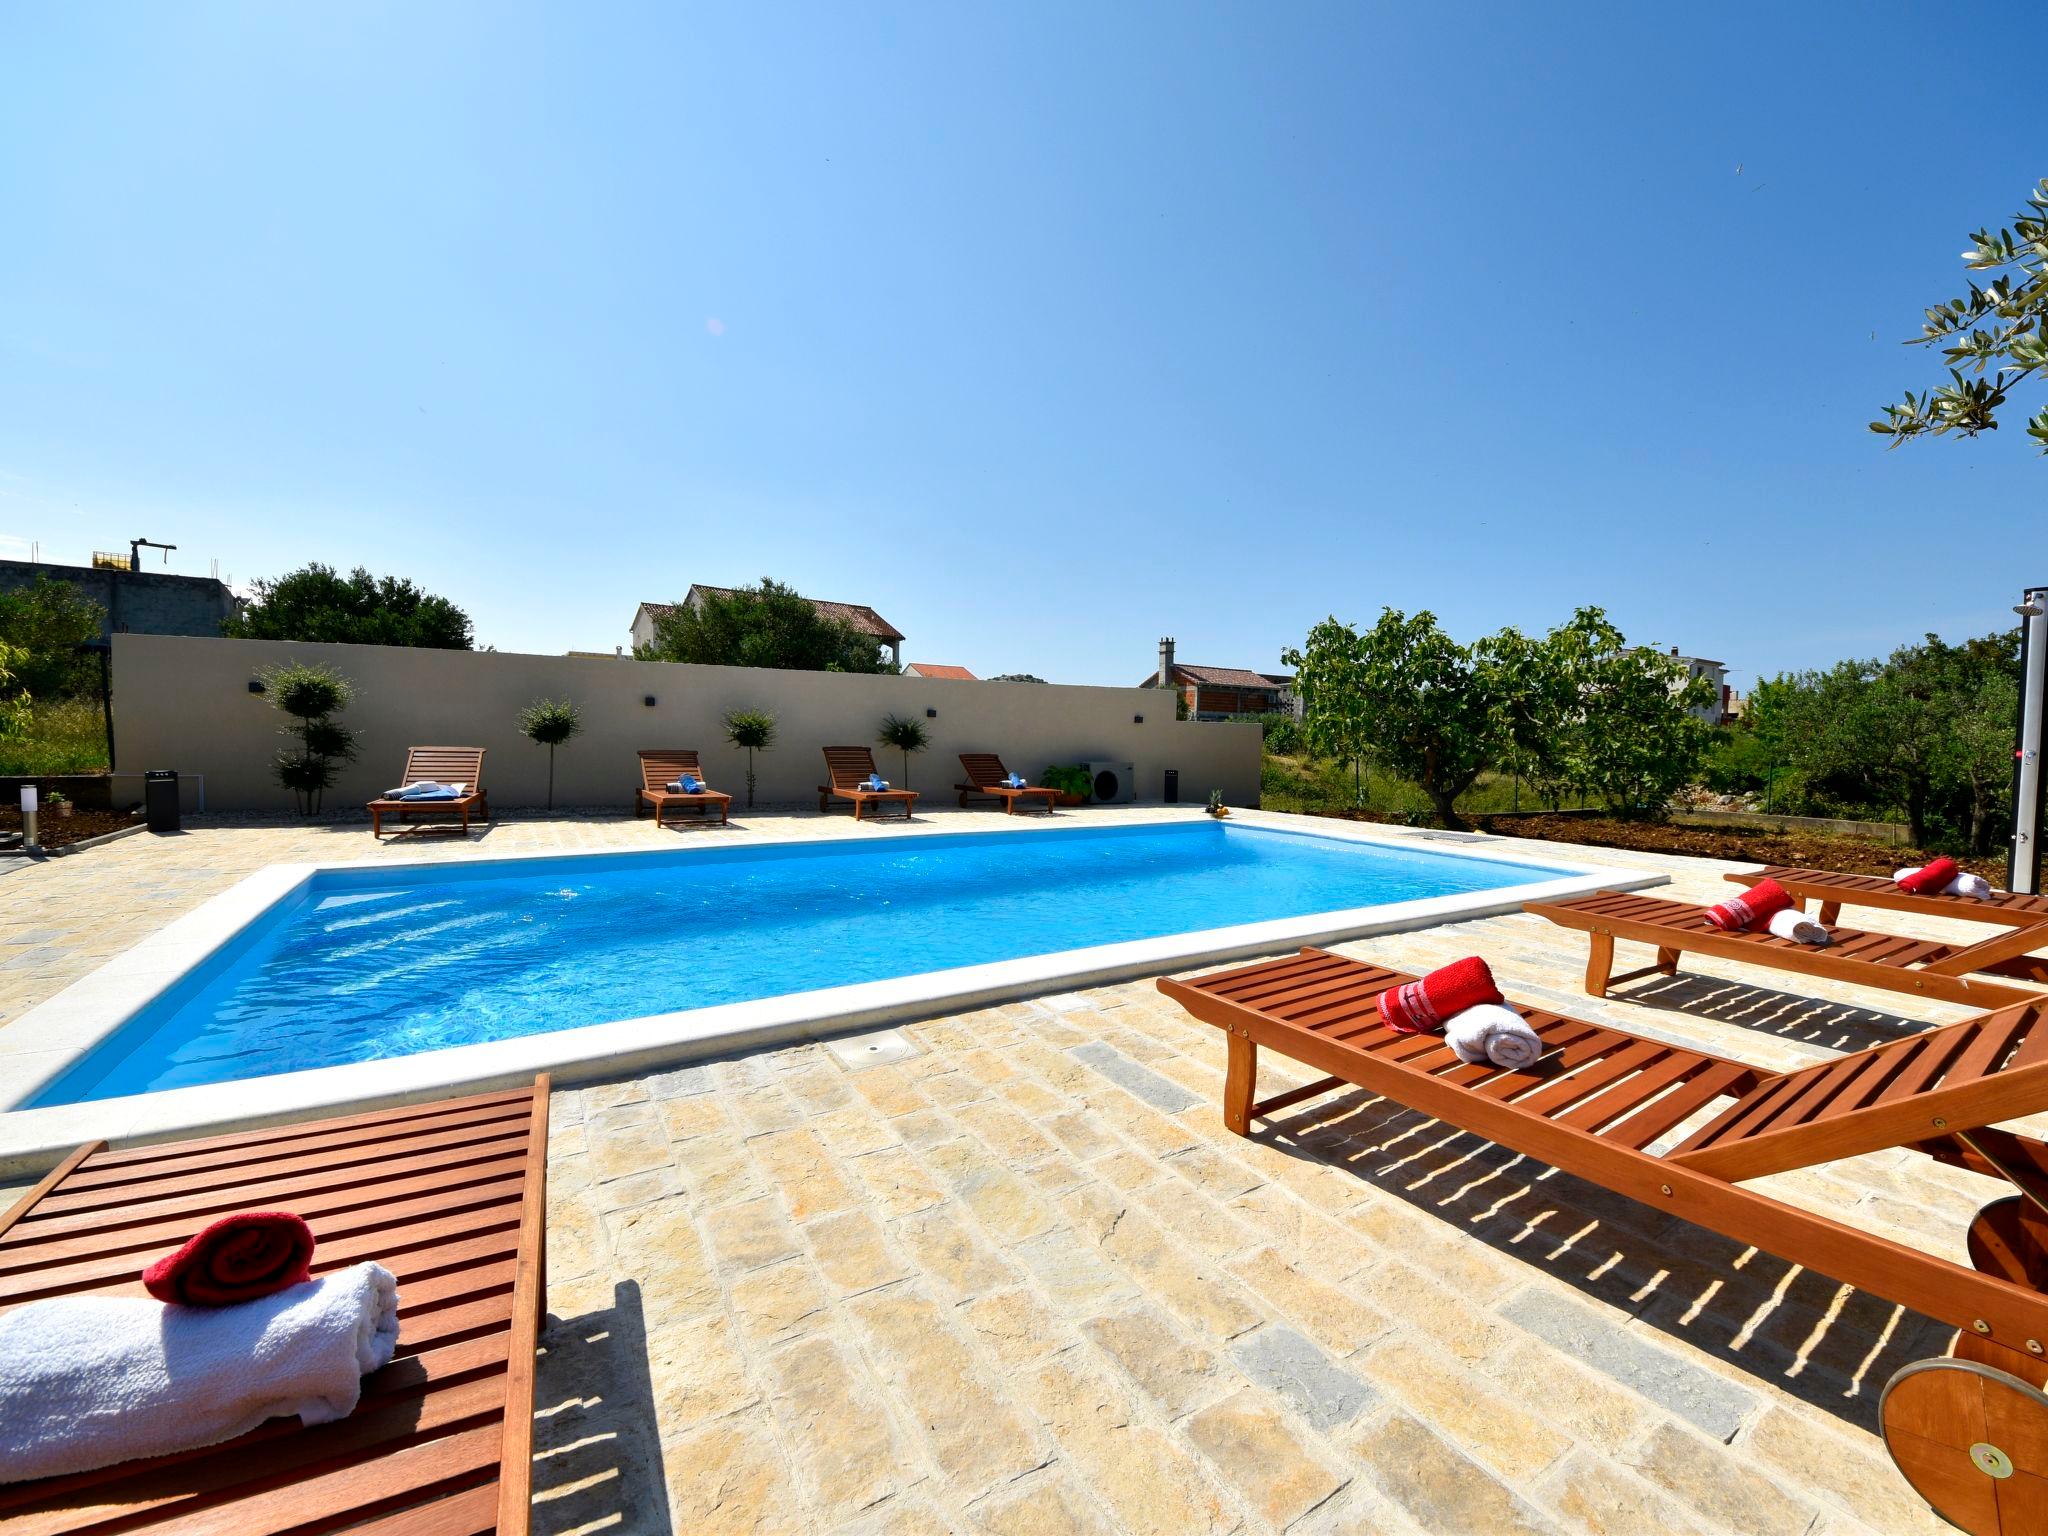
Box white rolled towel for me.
[1893,865,1994,900]
[1444,1003,1544,1069]
[0,1262,399,1484]
[1767,907,1830,945]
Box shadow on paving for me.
[531,1280,674,1536]
[1257,1093,1956,1436]
[1611,971,1935,1054]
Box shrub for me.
[1258,713,1305,756]
[1040,764,1092,799]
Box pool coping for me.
[0,810,1664,1175]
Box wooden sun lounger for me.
[0,1079,550,1533]
[818,746,918,821]
[1159,949,2048,1534]
[1729,864,2048,932]
[367,746,491,839]
[954,753,1059,815]
[635,749,732,827]
[1527,889,2048,1009]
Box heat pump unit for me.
[1089,761,1137,804]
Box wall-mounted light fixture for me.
[643,695,657,707]
[925,708,938,719]
[247,678,266,695]
[1133,713,1144,724]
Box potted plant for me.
[723,707,776,808]
[1040,764,1091,807]
[877,713,930,788]
[46,789,72,819]
[517,697,582,811]
[1207,789,1230,818]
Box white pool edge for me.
[0,812,1663,1175]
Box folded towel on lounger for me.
[864,775,889,791]
[1378,956,1502,1035]
[1705,877,1792,932]
[1767,907,1831,945]
[1004,773,1027,789]
[1443,1003,1544,1069]
[0,1262,399,1484]
[666,776,708,794]
[1896,856,1960,895]
[404,783,464,801]
[144,1211,315,1307]
[1895,864,1991,900]
[384,781,438,798]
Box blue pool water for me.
[31,821,1568,1105]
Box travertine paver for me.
[3,806,2001,1532]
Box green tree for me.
[258,662,358,815]
[0,575,104,697]
[517,698,582,810]
[876,713,930,788]
[224,564,474,648]
[1871,177,2048,456]
[1342,609,1495,828]
[0,640,33,743]
[1577,643,1714,813]
[722,707,776,808]
[1282,617,1373,806]
[637,579,890,672]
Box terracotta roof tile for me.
[907,663,977,680]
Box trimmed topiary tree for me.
[877,713,929,789]
[517,697,582,811]
[259,661,358,815]
[722,707,776,808]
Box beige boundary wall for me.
[111,634,1263,813]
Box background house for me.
[905,662,976,680]
[631,586,906,668]
[0,550,240,639]
[1665,648,1733,725]
[1138,637,1294,720]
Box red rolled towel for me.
[1705,877,1793,932]
[1378,956,1503,1035]
[142,1212,315,1307]
[1898,856,1960,895]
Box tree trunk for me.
[547,747,556,811]
[1427,787,1466,831]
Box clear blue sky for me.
[2,2,2041,689]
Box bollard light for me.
[18,785,36,850]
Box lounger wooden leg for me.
[1585,932,1614,998]
[1656,946,1679,976]
[1223,1030,1257,1137]
[1818,900,1841,927]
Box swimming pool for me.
[24,820,1604,1108]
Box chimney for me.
[1158,637,1175,688]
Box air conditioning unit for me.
[1089,760,1137,804]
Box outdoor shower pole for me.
[2010,586,2048,894]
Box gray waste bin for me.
[143,770,180,833]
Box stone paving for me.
[2,806,2015,1533]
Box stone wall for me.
[0,561,239,640]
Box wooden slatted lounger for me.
[818,747,919,822]
[1158,948,2048,1534]
[366,747,492,840]
[1526,889,2048,1009]
[635,749,732,828]
[954,754,1059,815]
[0,1078,550,1533]
[1728,864,2048,933]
